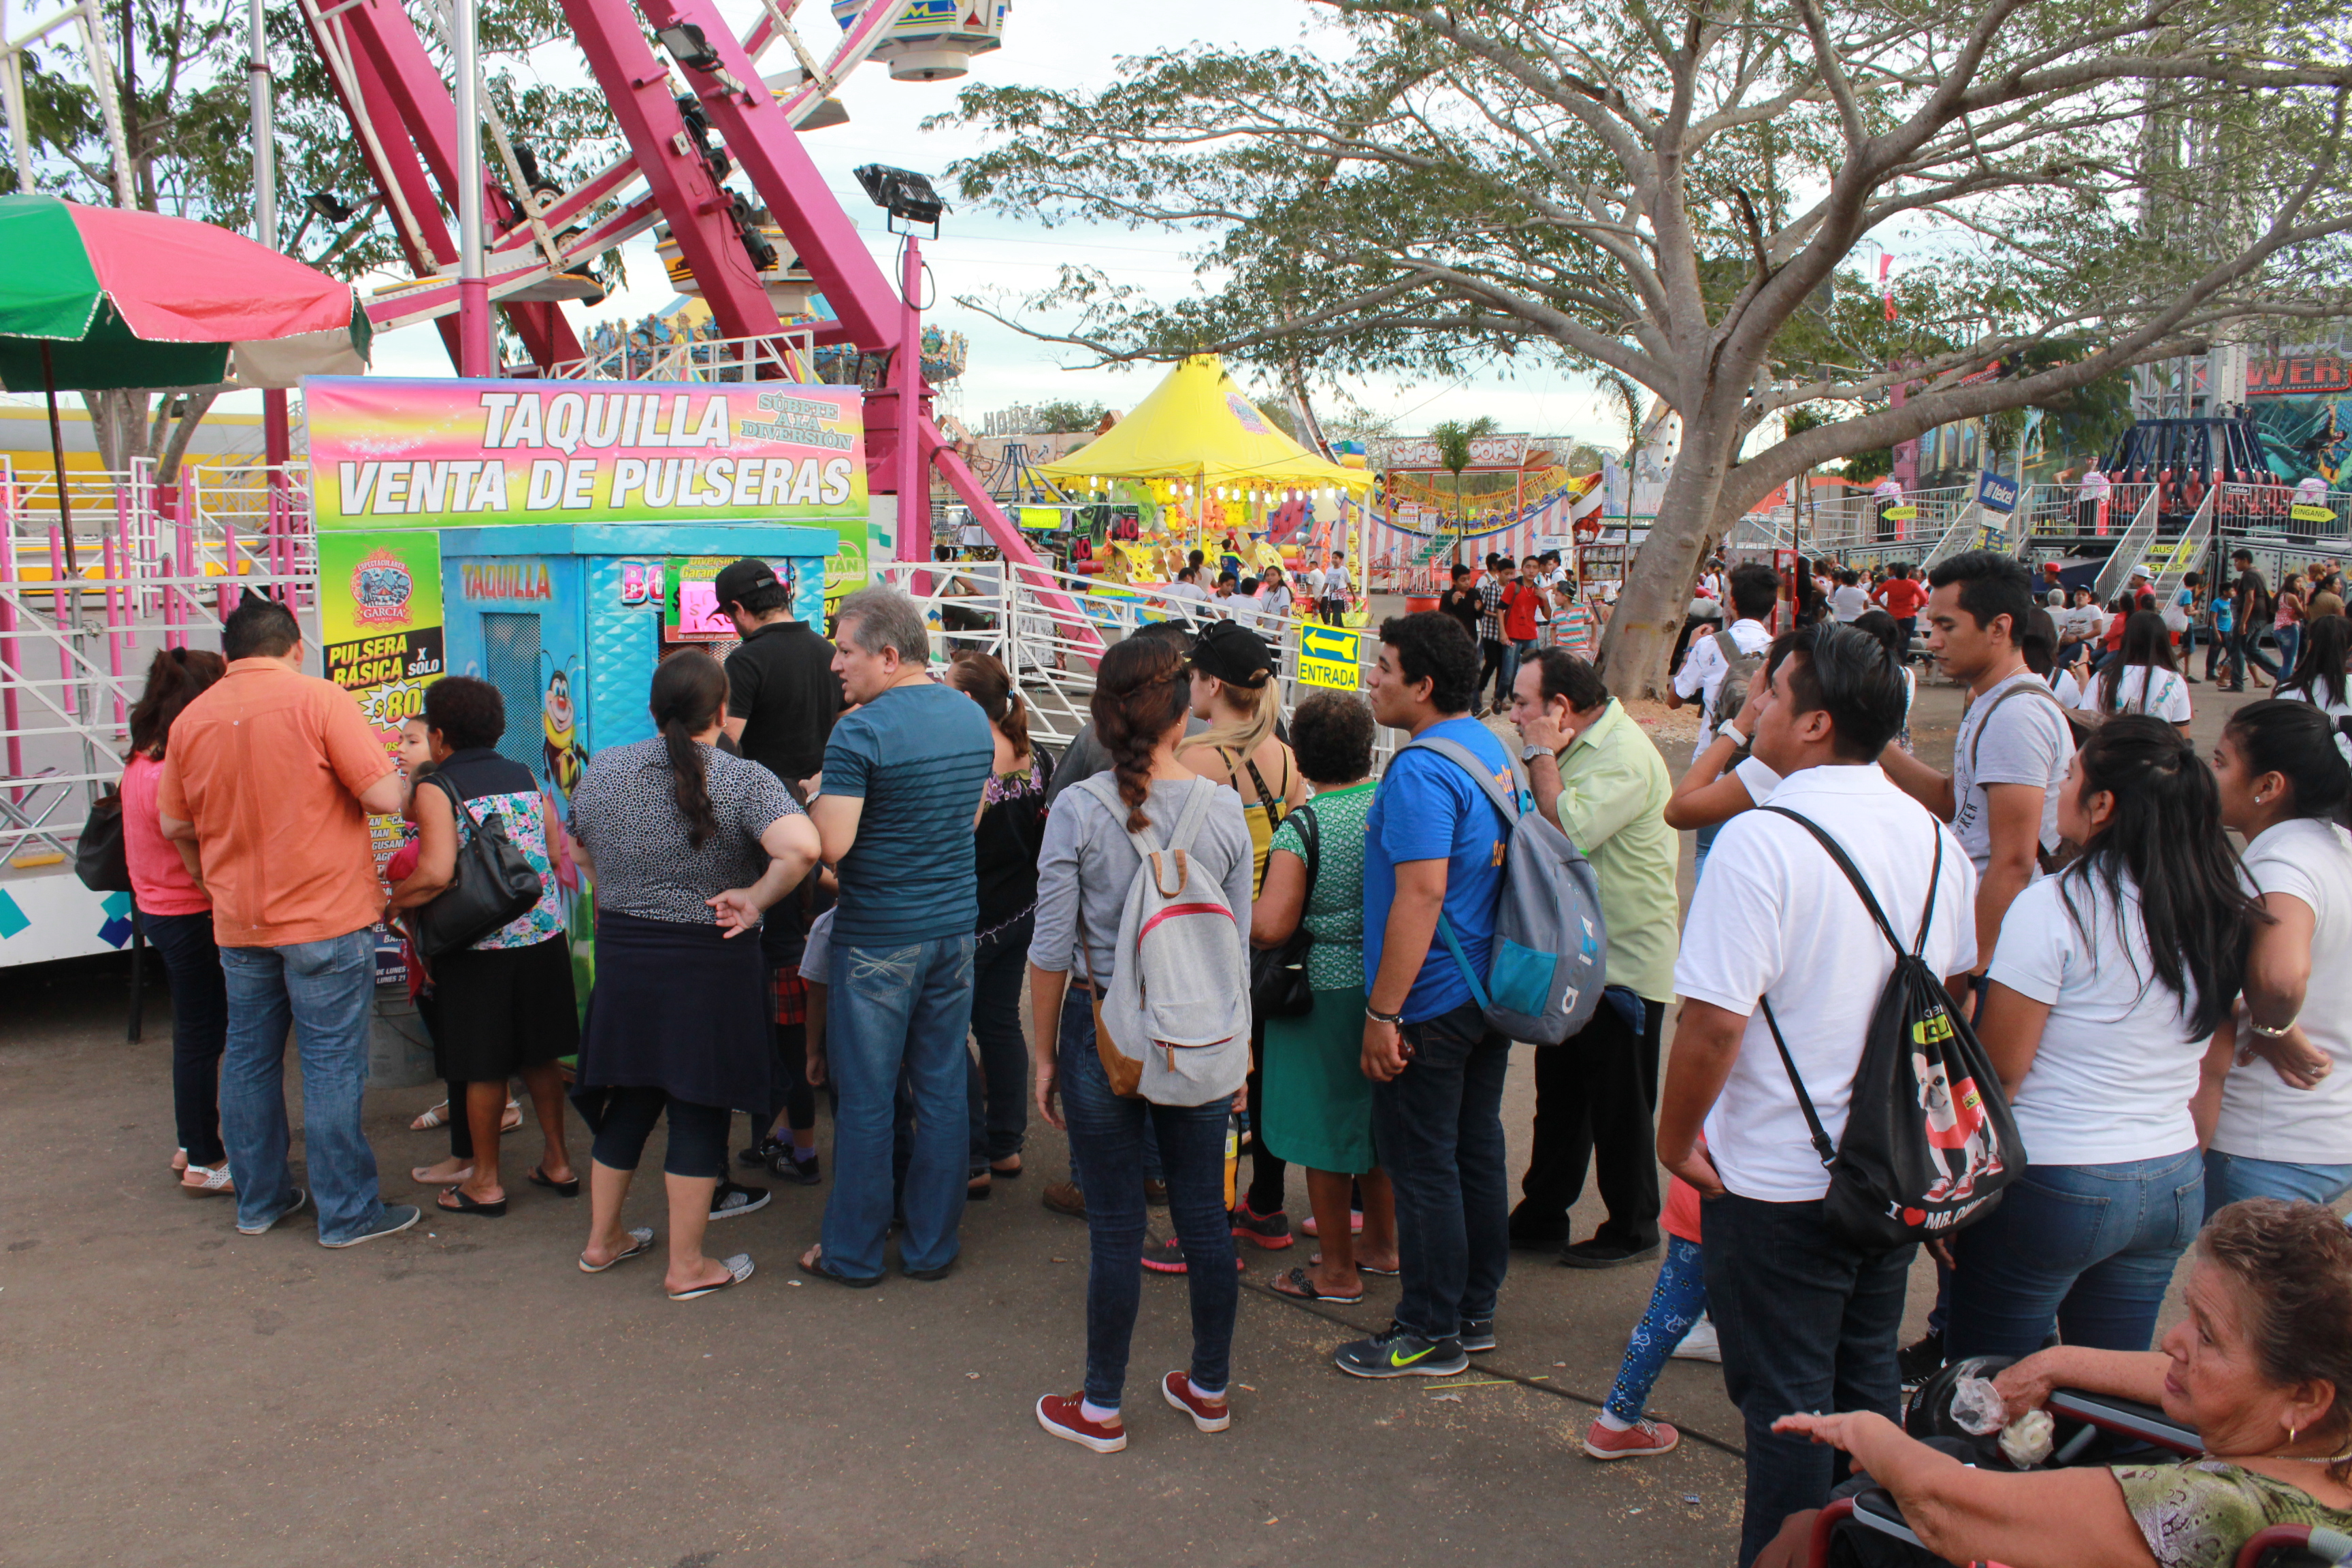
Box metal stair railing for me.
[2091,485,2163,604]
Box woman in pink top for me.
[121,648,231,1193]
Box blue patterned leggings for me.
[1603,1235,1708,1422]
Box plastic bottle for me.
[1222,1111,1241,1211]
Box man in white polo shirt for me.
[1656,623,1977,1567]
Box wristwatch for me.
[1520,741,1553,764]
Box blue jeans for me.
[1693,820,1722,877]
[1373,998,1512,1341]
[1604,1234,1707,1422]
[1946,1149,2203,1360]
[1056,989,1236,1408]
[1501,638,1536,702]
[2204,1149,2352,1220]
[822,935,977,1279]
[1703,1191,1914,1568]
[217,929,388,1244]
[2229,628,2282,685]
[2276,623,2303,681]
[141,907,229,1167]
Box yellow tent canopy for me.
[1037,354,1373,496]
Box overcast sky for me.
[348,0,1611,441]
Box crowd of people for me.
[114,541,2352,1566]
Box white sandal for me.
[180,1164,235,1194]
[412,1098,523,1132]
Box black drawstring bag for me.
[1757,808,2026,1251]
[408,775,542,959]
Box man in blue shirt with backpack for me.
[1339,611,1516,1378]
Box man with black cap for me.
[714,557,840,1183]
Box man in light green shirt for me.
[1503,647,1680,1267]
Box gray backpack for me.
[1072,775,1252,1106]
[1401,736,1608,1045]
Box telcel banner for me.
[305,376,868,529]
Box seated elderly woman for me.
[1755,1199,2352,1568]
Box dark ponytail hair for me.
[947,650,1030,759]
[648,650,728,848]
[2226,698,2352,830]
[127,646,227,760]
[2060,715,2265,1038]
[1088,634,1189,832]
[2279,613,2351,713]
[2099,610,2179,713]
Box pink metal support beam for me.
[554,0,790,346]
[302,0,582,368]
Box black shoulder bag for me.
[1248,801,1320,1018]
[409,774,544,959]
[76,782,133,892]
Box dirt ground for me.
[0,668,2283,1567]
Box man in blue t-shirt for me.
[1338,610,1515,1380]
[804,586,994,1285]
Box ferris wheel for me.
[301,0,1006,362]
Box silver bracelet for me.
[2249,1015,2299,1039]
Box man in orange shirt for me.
[159,596,417,1247]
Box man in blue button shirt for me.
[1335,611,1514,1379]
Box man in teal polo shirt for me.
[1507,647,1680,1266]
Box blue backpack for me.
[1401,736,1608,1045]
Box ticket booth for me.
[434,522,835,980]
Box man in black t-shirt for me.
[714,556,841,1186]
[1438,563,1483,644]
[717,558,842,785]
[2222,548,2283,691]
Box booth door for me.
[481,611,549,780]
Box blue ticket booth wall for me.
[438,523,836,1001]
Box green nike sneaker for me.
[1332,1322,1470,1379]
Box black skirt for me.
[430,934,580,1083]
[574,909,769,1113]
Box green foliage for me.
[2,0,627,283]
[1033,399,1109,433]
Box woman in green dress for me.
[1250,689,1399,1303]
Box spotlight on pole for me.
[852,163,947,238]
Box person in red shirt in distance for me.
[1498,557,1546,709]
[1869,564,1929,664]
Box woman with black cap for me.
[1177,619,1309,1256]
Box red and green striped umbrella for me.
[0,192,370,393]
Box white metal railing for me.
[1,456,314,864]
[2091,485,2164,604]
[875,559,1407,770]
[538,327,820,384]
[2150,487,2217,608]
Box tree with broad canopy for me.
[934,0,2352,693]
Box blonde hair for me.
[1179,674,1280,768]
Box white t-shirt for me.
[2213,818,2352,1163]
[1260,585,1293,619]
[1831,584,1871,622]
[1952,670,2075,873]
[1733,755,1783,804]
[2099,665,2191,722]
[1673,618,1772,761]
[2050,668,2087,708]
[2279,681,2352,723]
[2079,471,2110,502]
[1987,872,2202,1164]
[1675,765,1980,1202]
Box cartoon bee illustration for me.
[541,655,589,798]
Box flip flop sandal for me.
[412,1164,474,1186]
[527,1166,581,1197]
[578,1226,655,1273]
[1270,1266,1362,1303]
[436,1186,508,1218]
[499,1100,523,1134]
[180,1164,236,1195]
[410,1101,451,1131]
[797,1247,881,1289]
[670,1253,755,1301]
[1311,1251,1398,1276]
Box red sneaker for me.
[1229,1200,1294,1250]
[1581,1416,1680,1460]
[1161,1372,1232,1433]
[1036,1393,1127,1453]
[1141,1235,1244,1274]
